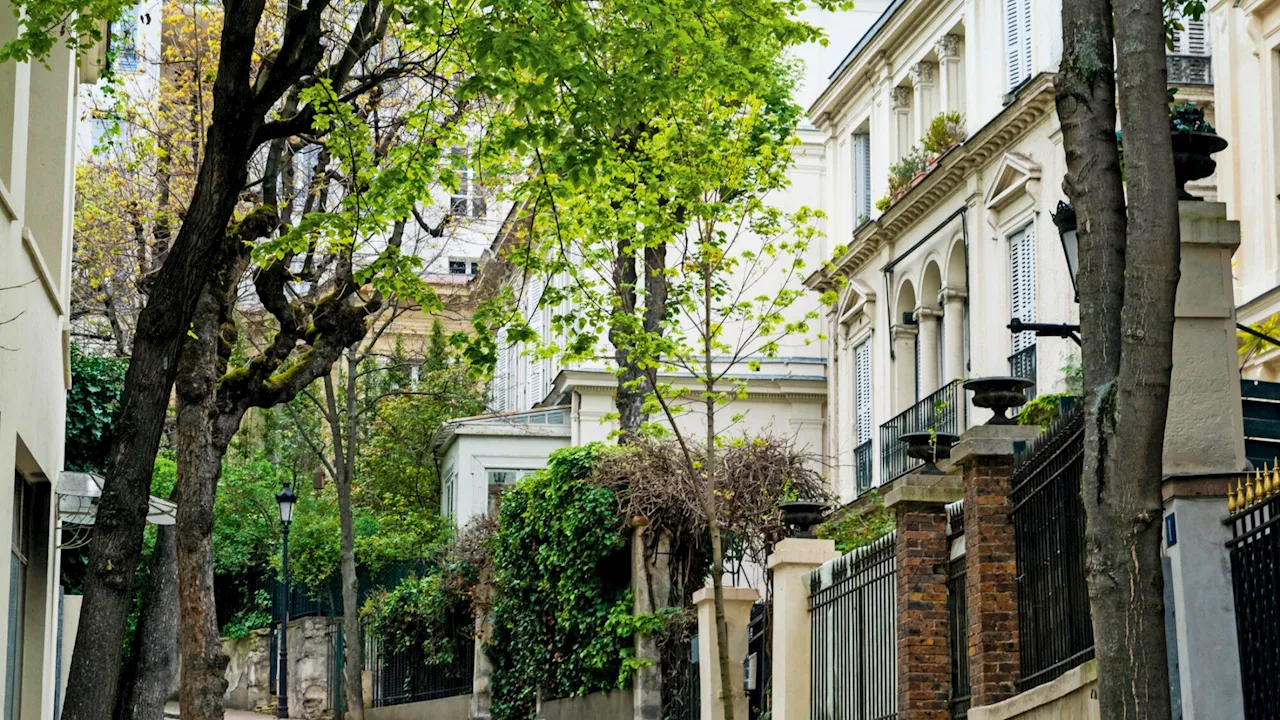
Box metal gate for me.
[1228,469,1280,719]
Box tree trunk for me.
[611,237,645,440]
[700,259,734,720]
[61,5,272,713]
[116,524,179,720]
[1057,0,1177,716]
[325,358,366,720]
[174,288,233,720]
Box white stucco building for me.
[805,0,1212,502]
[0,6,105,720]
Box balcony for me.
[1167,54,1212,86]
[1010,345,1037,402]
[878,379,968,487]
[854,439,874,496]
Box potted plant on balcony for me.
[1169,101,1227,200]
[921,111,966,169]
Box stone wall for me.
[538,690,634,720]
[223,629,273,712]
[968,661,1099,720]
[365,695,472,720]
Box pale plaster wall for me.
[537,690,633,720]
[438,425,569,527]
[365,694,472,720]
[0,5,84,718]
[223,629,273,712]
[968,660,1099,720]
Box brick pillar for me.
[885,473,963,720]
[952,425,1039,707]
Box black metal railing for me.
[879,380,967,485]
[1167,54,1212,85]
[747,602,770,720]
[854,439,874,495]
[365,610,475,707]
[946,501,970,719]
[1009,345,1037,402]
[666,631,700,720]
[1228,471,1280,719]
[1009,405,1093,691]
[809,532,897,720]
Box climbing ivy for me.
[817,493,895,554]
[488,443,643,720]
[65,346,128,473]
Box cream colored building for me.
[1209,0,1280,378]
[0,5,105,720]
[805,0,1211,502]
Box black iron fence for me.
[746,602,769,720]
[1009,405,1093,691]
[879,380,967,485]
[1227,469,1280,719]
[808,532,897,720]
[665,631,700,720]
[364,610,475,707]
[947,501,970,720]
[855,439,874,496]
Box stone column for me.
[471,570,495,720]
[633,525,671,720]
[1159,201,1247,719]
[767,539,841,720]
[914,307,942,397]
[940,289,967,384]
[935,34,964,115]
[911,62,937,142]
[891,86,912,161]
[952,424,1039,707]
[694,586,759,720]
[891,324,918,414]
[884,473,964,720]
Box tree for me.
[1054,0,1201,715]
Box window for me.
[449,148,487,218]
[492,331,508,412]
[487,469,535,515]
[525,276,545,407]
[449,260,469,275]
[5,476,30,720]
[1170,14,1209,57]
[853,133,872,223]
[113,14,139,72]
[442,469,457,517]
[853,340,873,492]
[1009,223,1038,396]
[1004,0,1033,92]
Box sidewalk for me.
[164,701,278,720]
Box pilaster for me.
[767,539,841,720]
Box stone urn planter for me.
[964,376,1034,425]
[779,500,828,539]
[1172,130,1228,201]
[899,431,960,475]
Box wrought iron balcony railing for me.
[878,379,967,486]
[1010,345,1038,402]
[1167,54,1212,85]
[854,439,874,496]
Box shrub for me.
[875,195,892,212]
[888,147,927,192]
[1170,102,1215,134]
[920,111,966,156]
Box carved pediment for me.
[984,152,1042,211]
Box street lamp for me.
[1052,201,1080,302]
[1008,200,1083,346]
[276,482,298,720]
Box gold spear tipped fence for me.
[1227,461,1280,720]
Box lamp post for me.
[276,482,297,720]
[1009,200,1083,346]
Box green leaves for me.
[488,443,642,720]
[0,0,128,64]
[65,346,128,473]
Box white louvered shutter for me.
[526,276,546,407]
[854,133,872,221]
[493,332,508,412]
[854,341,872,444]
[1010,225,1038,353]
[1006,0,1033,91]
[1174,16,1209,56]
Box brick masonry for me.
[962,452,1020,706]
[895,500,952,720]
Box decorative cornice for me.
[806,73,1059,293]
[935,34,961,61]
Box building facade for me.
[0,6,104,720]
[806,0,1211,502]
[1209,0,1280,378]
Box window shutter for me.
[493,331,508,412]
[1006,0,1033,91]
[855,340,872,444]
[854,134,872,221]
[526,277,545,407]
[1010,225,1038,353]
